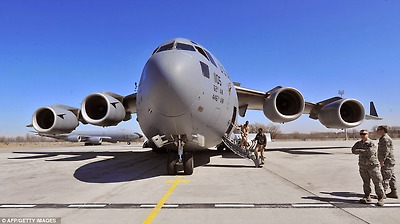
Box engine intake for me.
[318,98,365,129]
[32,105,79,134]
[81,92,126,126]
[263,87,305,123]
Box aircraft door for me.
[225,106,237,135]
[207,108,221,127]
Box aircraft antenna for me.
[338,90,344,98]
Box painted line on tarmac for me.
[0,205,36,208]
[383,203,400,207]
[292,203,334,208]
[142,176,190,224]
[140,205,157,208]
[369,203,400,207]
[2,203,400,209]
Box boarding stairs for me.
[221,136,261,167]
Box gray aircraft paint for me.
[137,38,238,150]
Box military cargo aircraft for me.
[29,38,380,175]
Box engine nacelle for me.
[32,105,79,134]
[81,92,126,126]
[263,87,305,123]
[67,135,82,142]
[88,137,102,144]
[318,98,365,129]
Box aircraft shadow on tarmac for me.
[267,146,349,155]
[10,149,235,183]
[9,146,344,183]
[302,191,365,204]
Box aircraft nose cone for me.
[139,51,201,117]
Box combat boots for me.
[386,190,398,199]
[359,195,371,204]
[376,198,385,206]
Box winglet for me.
[370,101,378,117]
[365,101,382,120]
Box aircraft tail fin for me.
[365,101,382,120]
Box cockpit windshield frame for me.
[176,43,196,51]
[157,42,174,53]
[151,41,219,70]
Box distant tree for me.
[248,122,281,139]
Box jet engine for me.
[318,98,365,129]
[67,135,82,142]
[32,105,79,134]
[88,137,102,144]
[263,87,305,123]
[81,92,126,126]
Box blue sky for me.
[1,0,399,137]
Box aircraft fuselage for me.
[137,38,238,150]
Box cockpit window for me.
[151,47,159,56]
[204,50,217,68]
[195,46,209,60]
[157,42,174,53]
[194,46,218,68]
[176,43,195,51]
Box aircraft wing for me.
[34,132,68,141]
[235,85,265,112]
[235,85,315,117]
[123,93,137,114]
[235,85,381,129]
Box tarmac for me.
[1,140,399,224]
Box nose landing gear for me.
[167,138,194,175]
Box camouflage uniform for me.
[378,133,397,193]
[254,132,267,164]
[352,138,384,199]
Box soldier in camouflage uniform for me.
[253,128,267,165]
[377,125,397,198]
[352,130,385,206]
[238,121,250,151]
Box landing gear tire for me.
[183,152,194,175]
[167,152,178,175]
[217,142,226,152]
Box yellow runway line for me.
[143,176,189,224]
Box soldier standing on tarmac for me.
[377,125,398,199]
[352,130,385,206]
[253,128,267,166]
